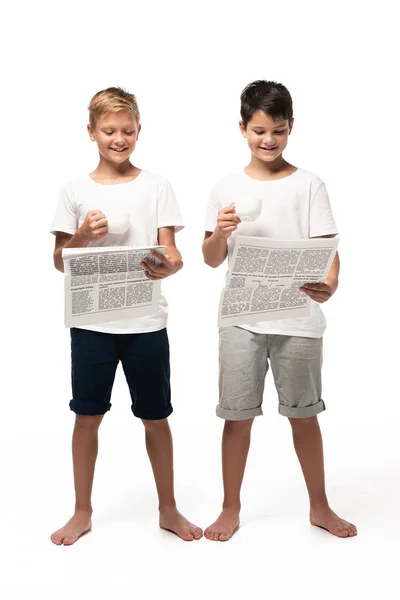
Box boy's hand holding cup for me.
[79,210,108,241]
[215,198,262,239]
[216,205,241,238]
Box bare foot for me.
[51,510,92,546]
[310,505,357,538]
[204,508,240,542]
[159,507,203,541]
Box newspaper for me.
[62,246,166,327]
[219,236,339,327]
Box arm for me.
[202,205,240,268]
[300,234,340,303]
[142,226,183,280]
[326,251,340,288]
[53,231,89,273]
[202,230,228,268]
[159,226,183,267]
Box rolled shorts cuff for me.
[132,404,173,420]
[216,405,263,421]
[278,399,326,419]
[69,400,112,416]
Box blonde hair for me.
[88,87,140,128]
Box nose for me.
[113,132,125,145]
[263,132,275,146]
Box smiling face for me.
[240,110,293,163]
[87,109,141,164]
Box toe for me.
[51,534,63,545]
[63,536,76,546]
[191,527,203,540]
[182,530,194,542]
[218,533,230,542]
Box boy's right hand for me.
[215,204,241,238]
[79,210,108,241]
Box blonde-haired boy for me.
[50,87,202,545]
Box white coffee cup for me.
[105,211,130,235]
[234,198,262,222]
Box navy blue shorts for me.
[70,327,172,420]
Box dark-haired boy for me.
[202,80,357,541]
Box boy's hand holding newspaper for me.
[142,249,183,280]
[300,277,338,303]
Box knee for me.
[141,418,169,433]
[75,414,103,430]
[289,416,318,431]
[224,418,254,434]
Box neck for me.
[92,156,138,181]
[247,154,289,176]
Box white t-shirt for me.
[50,170,184,334]
[205,168,338,338]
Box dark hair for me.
[240,80,293,127]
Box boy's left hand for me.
[300,279,338,303]
[142,249,183,280]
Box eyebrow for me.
[252,124,287,129]
[101,126,136,130]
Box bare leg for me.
[51,414,104,546]
[205,418,254,542]
[289,416,357,538]
[142,418,202,541]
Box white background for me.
[2,0,399,598]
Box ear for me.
[137,123,142,139]
[239,120,247,138]
[87,123,96,141]
[288,118,294,135]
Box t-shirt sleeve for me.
[157,180,184,232]
[205,185,221,232]
[309,182,338,237]
[50,184,78,235]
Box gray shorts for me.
[218,326,325,420]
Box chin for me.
[258,154,278,162]
[109,154,129,162]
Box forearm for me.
[53,231,90,273]
[326,252,340,285]
[202,231,228,268]
[160,243,183,276]
[164,245,182,262]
